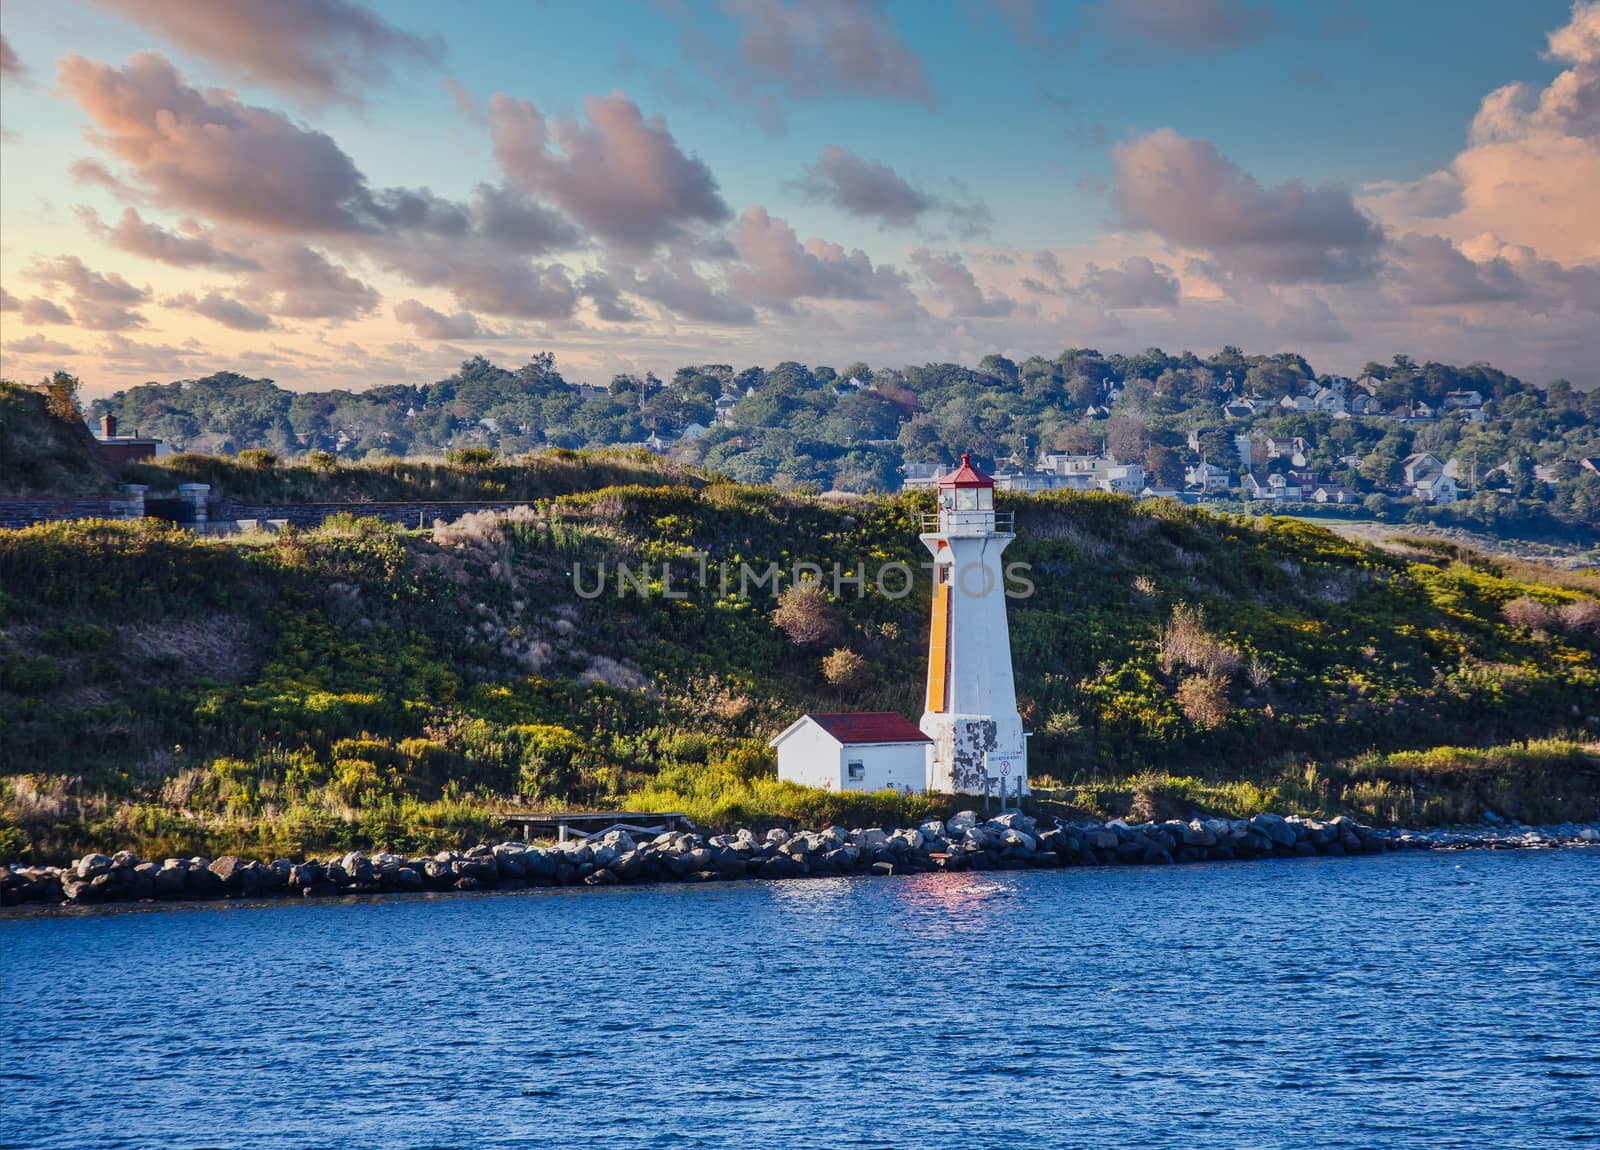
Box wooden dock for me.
[499,810,688,843]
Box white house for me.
[1185,461,1232,491]
[1312,387,1346,414]
[1401,452,1444,486]
[1414,474,1460,504]
[770,712,932,793]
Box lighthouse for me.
[919,455,1028,797]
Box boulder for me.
[392,866,423,890]
[76,854,112,880]
[111,850,139,869]
[853,828,889,849]
[946,811,979,834]
[340,852,375,884]
[999,828,1036,852]
[208,855,247,885]
[987,811,1036,834]
[153,865,188,897]
[757,855,804,879]
[597,829,636,854]
[1181,821,1217,848]
[1250,812,1298,848]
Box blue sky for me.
[1,0,1596,394]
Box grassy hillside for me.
[0,381,115,497]
[123,446,707,503]
[2,472,1597,862]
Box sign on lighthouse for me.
[919,455,1029,797]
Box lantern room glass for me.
[956,488,977,511]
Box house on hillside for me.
[1401,453,1445,486]
[901,462,949,491]
[1443,390,1484,411]
[92,414,167,474]
[1310,484,1356,504]
[1312,387,1346,414]
[770,712,932,793]
[1414,474,1460,504]
[1278,394,1318,414]
[1185,461,1232,491]
[1349,392,1383,416]
[1244,473,1302,502]
[1222,396,1259,419]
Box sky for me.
[0,0,1597,398]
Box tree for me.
[772,581,837,646]
[821,647,867,695]
[44,371,82,423]
[1144,444,1185,488]
[841,361,872,385]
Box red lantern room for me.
[936,453,995,517]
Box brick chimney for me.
[101,413,118,439]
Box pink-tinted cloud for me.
[792,145,933,227]
[730,207,916,309]
[88,0,441,106]
[167,290,276,331]
[674,0,932,132]
[240,243,379,320]
[24,255,151,330]
[1113,128,1384,283]
[393,299,500,340]
[1362,2,1600,264]
[1,287,76,326]
[1088,0,1276,52]
[909,249,1014,317]
[1079,256,1180,308]
[0,33,24,78]
[58,52,375,234]
[491,92,729,248]
[77,206,259,270]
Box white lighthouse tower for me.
[919,455,1028,797]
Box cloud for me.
[87,0,441,107]
[1087,0,1277,53]
[24,255,152,330]
[393,298,499,340]
[1079,256,1180,308]
[674,0,932,132]
[730,207,917,310]
[468,183,579,253]
[789,145,995,239]
[58,52,379,234]
[0,33,24,78]
[1361,1,1600,264]
[4,333,81,358]
[578,272,641,323]
[792,145,933,227]
[167,290,276,331]
[1112,128,1385,283]
[1,288,76,326]
[241,242,379,320]
[77,206,260,270]
[617,256,755,326]
[491,92,729,248]
[1385,233,1525,307]
[910,249,1014,317]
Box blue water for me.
[3,850,1598,1149]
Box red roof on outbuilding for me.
[804,712,932,745]
[937,453,993,488]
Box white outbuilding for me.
[770,712,933,793]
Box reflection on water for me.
[2,851,1598,1150]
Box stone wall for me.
[218,500,534,528]
[0,498,140,529]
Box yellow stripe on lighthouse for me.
[927,581,950,713]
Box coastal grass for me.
[2,475,1597,863]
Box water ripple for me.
[2,851,1598,1149]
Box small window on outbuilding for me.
[847,761,865,780]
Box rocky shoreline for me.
[5,811,1598,910]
